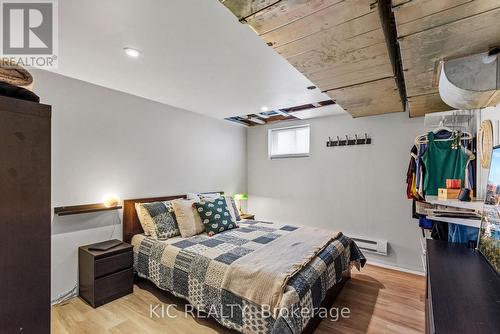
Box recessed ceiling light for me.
[124,47,141,58]
[261,106,269,112]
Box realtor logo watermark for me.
[150,303,351,323]
[0,0,58,68]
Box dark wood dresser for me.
[79,240,133,308]
[426,240,500,334]
[0,96,51,334]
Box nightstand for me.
[240,213,255,220]
[78,240,133,308]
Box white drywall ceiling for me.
[48,0,334,119]
[290,104,346,120]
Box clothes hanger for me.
[415,128,472,145]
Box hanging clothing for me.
[448,224,479,245]
[422,132,469,196]
[431,221,448,241]
[416,130,457,198]
[416,143,427,198]
[406,145,418,199]
[419,216,434,229]
[463,147,475,190]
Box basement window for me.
[268,124,310,159]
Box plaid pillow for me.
[227,196,241,221]
[143,201,180,239]
[194,197,237,236]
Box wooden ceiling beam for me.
[378,0,407,112]
[407,93,452,118]
[325,77,402,117]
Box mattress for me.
[132,220,365,334]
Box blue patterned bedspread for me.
[132,220,365,334]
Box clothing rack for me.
[415,128,473,146]
[423,110,476,133]
[326,133,371,147]
[416,110,476,148]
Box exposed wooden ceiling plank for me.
[399,7,500,99]
[399,9,500,71]
[325,77,403,117]
[293,43,394,91]
[258,0,376,48]
[246,0,344,35]
[289,41,392,79]
[307,50,393,90]
[248,117,266,124]
[394,0,472,26]
[402,70,437,97]
[408,93,452,117]
[219,0,280,20]
[394,0,499,38]
[274,11,382,59]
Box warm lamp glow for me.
[233,193,248,214]
[103,195,120,208]
[234,193,248,201]
[123,47,141,58]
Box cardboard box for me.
[437,188,461,200]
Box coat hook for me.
[337,136,340,145]
[345,135,349,145]
[355,134,358,144]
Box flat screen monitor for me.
[480,145,500,275]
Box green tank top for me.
[422,132,469,196]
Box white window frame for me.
[268,124,310,159]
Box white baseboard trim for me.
[366,260,425,276]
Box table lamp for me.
[233,193,248,214]
[103,194,120,208]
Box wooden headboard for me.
[122,192,223,244]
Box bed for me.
[123,194,365,334]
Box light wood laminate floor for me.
[52,264,425,334]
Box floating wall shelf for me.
[54,203,122,216]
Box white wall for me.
[32,70,247,301]
[247,112,425,272]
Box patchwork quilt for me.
[133,221,365,334]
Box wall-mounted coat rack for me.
[327,133,372,147]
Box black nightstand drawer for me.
[95,251,133,278]
[94,268,133,307]
[79,240,133,308]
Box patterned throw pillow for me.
[227,196,241,221]
[142,201,180,240]
[171,199,205,238]
[194,197,237,236]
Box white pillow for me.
[199,192,221,199]
[186,193,201,201]
[135,202,157,238]
[171,199,204,237]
